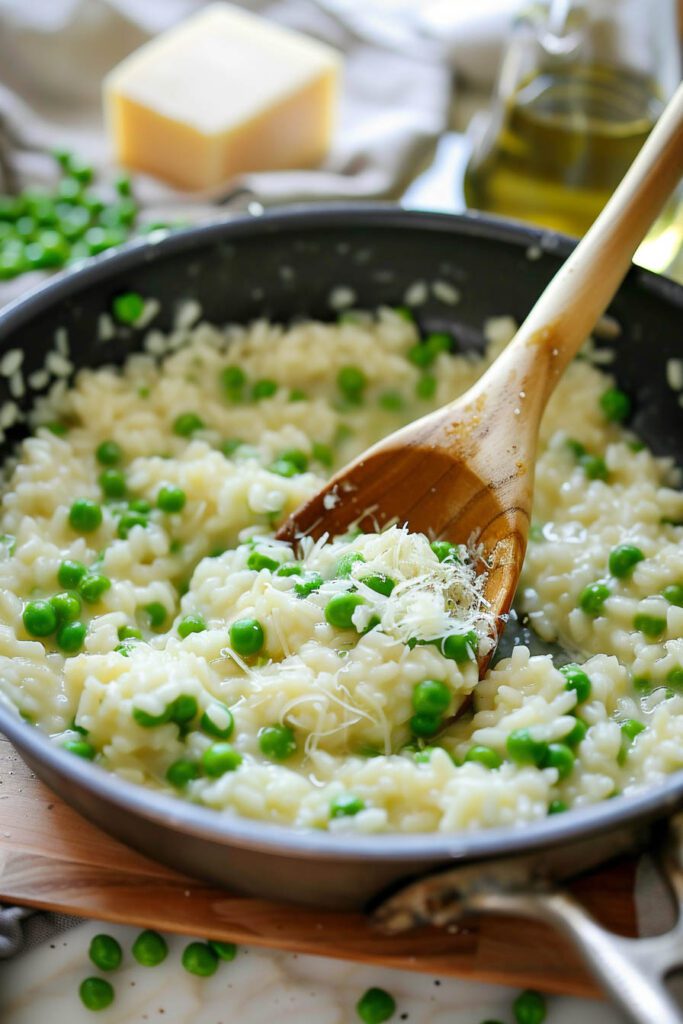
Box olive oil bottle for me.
[464,0,682,275]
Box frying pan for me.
[0,206,682,1022]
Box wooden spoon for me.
[277,83,683,670]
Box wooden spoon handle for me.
[479,80,683,413]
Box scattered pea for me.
[89,933,122,972]
[442,631,478,664]
[412,679,451,716]
[294,573,323,598]
[410,713,442,737]
[99,468,126,499]
[182,941,218,976]
[157,485,186,513]
[95,440,122,466]
[247,549,281,572]
[544,743,575,779]
[69,499,102,533]
[361,573,395,596]
[430,540,460,563]
[57,621,87,653]
[208,940,237,960]
[118,625,142,641]
[23,599,57,637]
[356,986,396,1023]
[634,613,666,637]
[117,511,148,539]
[79,977,114,1012]
[259,723,297,760]
[112,291,144,324]
[178,614,206,638]
[229,617,265,655]
[548,799,568,815]
[378,390,404,412]
[667,667,683,689]
[578,581,610,616]
[324,592,366,630]
[663,583,683,607]
[600,387,631,422]
[621,719,645,741]
[564,717,588,747]
[200,702,234,740]
[559,663,592,703]
[609,543,644,578]
[336,551,366,578]
[78,573,111,604]
[312,441,333,466]
[464,745,502,769]
[513,988,546,1024]
[131,930,168,967]
[252,378,277,400]
[337,365,367,403]
[580,453,608,480]
[506,729,548,767]
[221,365,246,400]
[166,759,200,787]
[331,793,365,818]
[202,742,243,777]
[144,602,167,629]
[275,562,303,577]
[173,412,204,437]
[63,739,96,759]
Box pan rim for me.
[0,202,682,865]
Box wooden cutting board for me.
[0,735,637,998]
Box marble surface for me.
[0,919,626,1024]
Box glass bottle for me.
[464,0,682,245]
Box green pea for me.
[247,550,280,572]
[129,498,151,514]
[506,729,548,766]
[173,412,204,437]
[442,631,478,664]
[336,552,366,578]
[79,977,114,1011]
[416,374,437,400]
[115,174,132,196]
[166,758,200,787]
[15,215,36,239]
[275,562,302,577]
[634,613,666,637]
[229,617,264,655]
[361,573,395,596]
[566,438,586,458]
[633,675,652,693]
[143,602,167,629]
[112,291,144,324]
[202,742,243,777]
[22,599,57,637]
[57,621,87,654]
[132,930,168,967]
[578,581,610,616]
[378,390,404,412]
[621,719,645,741]
[544,743,575,779]
[84,225,124,255]
[663,583,683,607]
[600,387,631,422]
[200,702,234,740]
[168,694,198,726]
[89,933,123,972]
[559,663,592,703]
[325,593,366,630]
[278,448,308,472]
[312,441,333,466]
[221,365,246,400]
[178,614,206,638]
[252,378,277,400]
[95,440,122,466]
[579,453,608,480]
[667,667,683,689]
[294,573,323,598]
[78,574,111,604]
[101,199,137,228]
[513,988,546,1024]
[63,739,95,759]
[182,941,218,977]
[412,679,451,716]
[337,365,367,403]
[407,343,433,368]
[356,986,396,1023]
[0,247,27,279]
[330,793,365,818]
[157,485,186,513]
[56,560,86,590]
[464,745,502,769]
[289,388,307,402]
[609,544,644,578]
[118,625,142,641]
[117,511,148,538]
[269,457,299,477]
[132,706,170,728]
[410,712,441,737]
[259,724,297,760]
[430,540,460,563]
[220,438,243,457]
[548,799,568,815]
[564,717,587,747]
[208,940,237,961]
[69,499,102,533]
[99,468,126,499]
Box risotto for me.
[0,307,682,834]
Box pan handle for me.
[374,816,683,1024]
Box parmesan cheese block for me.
[103,3,341,191]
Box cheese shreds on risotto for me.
[0,307,682,834]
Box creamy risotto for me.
[1,307,682,834]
